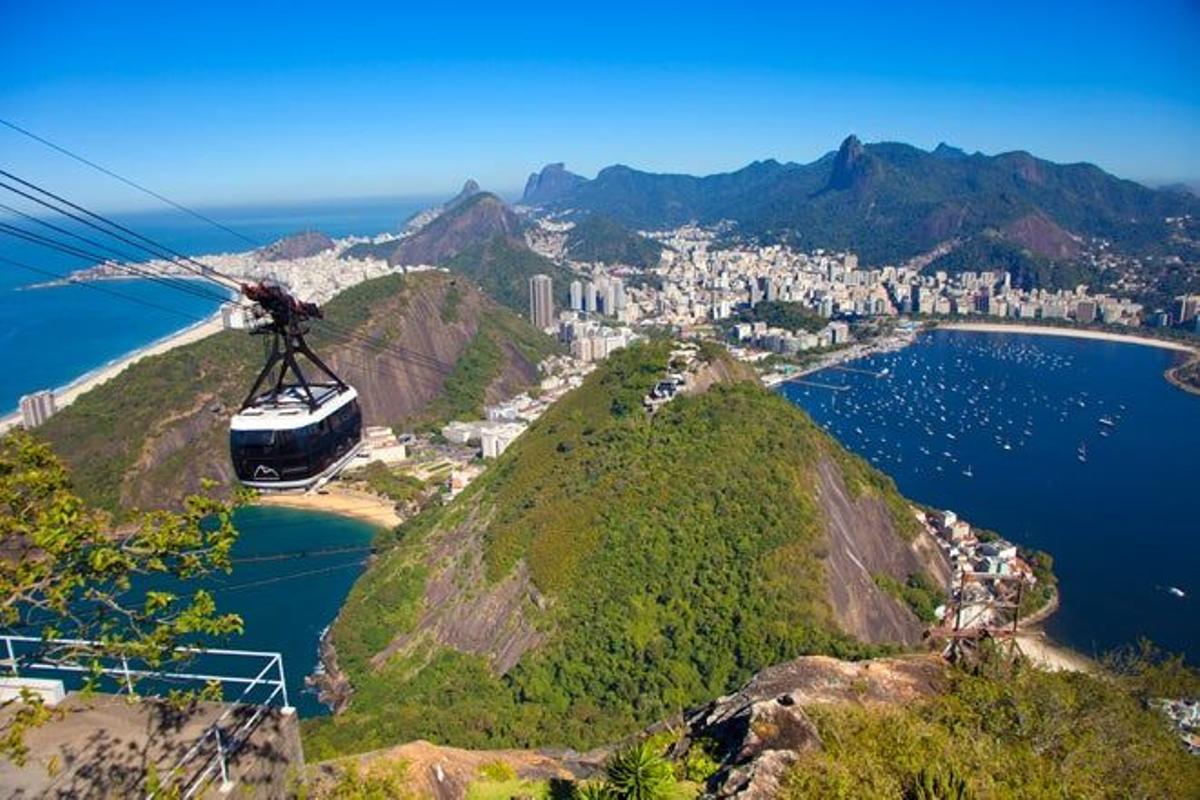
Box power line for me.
[0,255,205,322]
[0,116,262,250]
[0,221,234,305]
[0,169,459,385]
[0,172,243,291]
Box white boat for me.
[1167,586,1186,598]
[1099,416,1115,427]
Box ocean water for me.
[198,506,377,717]
[779,329,1200,662]
[0,196,431,413]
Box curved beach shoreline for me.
[937,321,1198,354]
[0,313,224,432]
[255,486,402,529]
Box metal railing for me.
[0,634,293,797]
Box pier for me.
[830,365,889,378]
[793,380,851,392]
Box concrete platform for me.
[0,693,303,798]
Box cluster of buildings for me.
[1169,293,1200,332]
[560,224,1157,336]
[1152,698,1200,755]
[440,353,600,462]
[921,508,1038,629]
[728,319,851,355]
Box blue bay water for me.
[779,329,1200,662]
[198,506,377,717]
[0,196,431,413]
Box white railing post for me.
[121,656,135,695]
[4,637,16,676]
[215,728,234,794]
[275,654,294,715]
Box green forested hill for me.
[304,342,933,758]
[564,214,664,267]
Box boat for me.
[963,465,974,477]
[1167,586,1186,598]
[1077,442,1087,463]
[1099,416,1115,427]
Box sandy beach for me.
[1015,630,1096,673]
[1,313,224,432]
[255,486,402,529]
[938,321,1198,354]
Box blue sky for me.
[1,0,1198,209]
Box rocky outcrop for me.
[522,163,587,206]
[816,458,951,646]
[683,655,947,798]
[369,503,548,674]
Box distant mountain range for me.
[521,136,1200,273]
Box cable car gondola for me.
[229,282,363,490]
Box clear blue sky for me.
[2,0,1198,210]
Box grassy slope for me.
[785,657,1200,798]
[37,272,554,513]
[305,343,920,758]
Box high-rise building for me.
[584,281,598,313]
[529,274,554,330]
[569,280,584,311]
[20,390,57,429]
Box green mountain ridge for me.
[522,137,1200,278]
[304,341,946,758]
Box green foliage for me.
[872,573,945,624]
[603,741,676,800]
[356,462,427,507]
[477,759,518,782]
[727,301,826,334]
[417,307,559,427]
[0,431,242,764]
[1019,548,1058,617]
[447,234,577,314]
[307,343,902,757]
[784,657,1200,799]
[440,282,463,323]
[904,766,973,800]
[566,215,664,267]
[320,759,414,799]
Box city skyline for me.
[2,1,1198,211]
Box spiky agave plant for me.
[602,741,675,800]
[906,765,974,800]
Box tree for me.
[0,430,243,764]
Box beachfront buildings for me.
[19,390,56,429]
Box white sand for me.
[939,322,1197,354]
[2,315,224,432]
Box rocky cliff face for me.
[816,458,950,646]
[522,162,587,205]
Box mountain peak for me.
[932,142,967,160]
[522,163,586,205]
[826,134,877,191]
[446,179,483,210]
